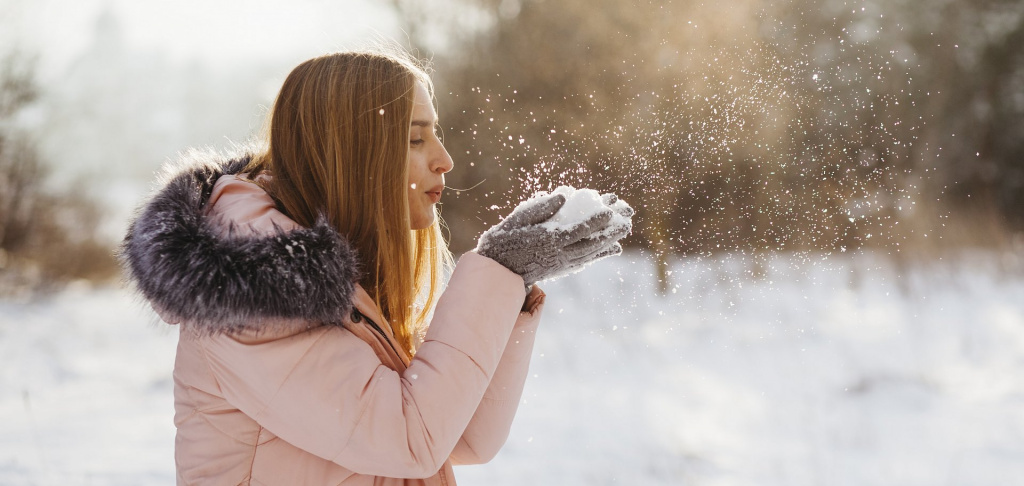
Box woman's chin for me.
[409,214,434,230]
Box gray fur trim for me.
[120,149,361,334]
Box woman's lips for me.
[426,187,443,203]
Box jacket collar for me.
[120,149,361,335]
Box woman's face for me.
[407,82,454,230]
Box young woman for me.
[122,50,631,485]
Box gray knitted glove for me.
[542,192,634,278]
[600,193,635,225]
[476,190,631,286]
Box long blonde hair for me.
[246,50,452,355]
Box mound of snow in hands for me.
[533,186,632,237]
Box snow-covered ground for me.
[2,250,1023,485]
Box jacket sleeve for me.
[449,288,543,465]
[198,252,527,479]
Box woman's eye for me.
[410,139,425,146]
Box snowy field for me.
[2,250,1023,485]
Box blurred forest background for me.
[1,0,1022,295]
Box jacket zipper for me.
[353,310,403,360]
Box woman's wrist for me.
[521,285,545,313]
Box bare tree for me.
[0,51,117,294]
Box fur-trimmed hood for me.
[120,150,361,334]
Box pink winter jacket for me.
[122,157,543,486]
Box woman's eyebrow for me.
[411,120,435,128]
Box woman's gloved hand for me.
[475,189,632,286]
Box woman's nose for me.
[433,143,454,174]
